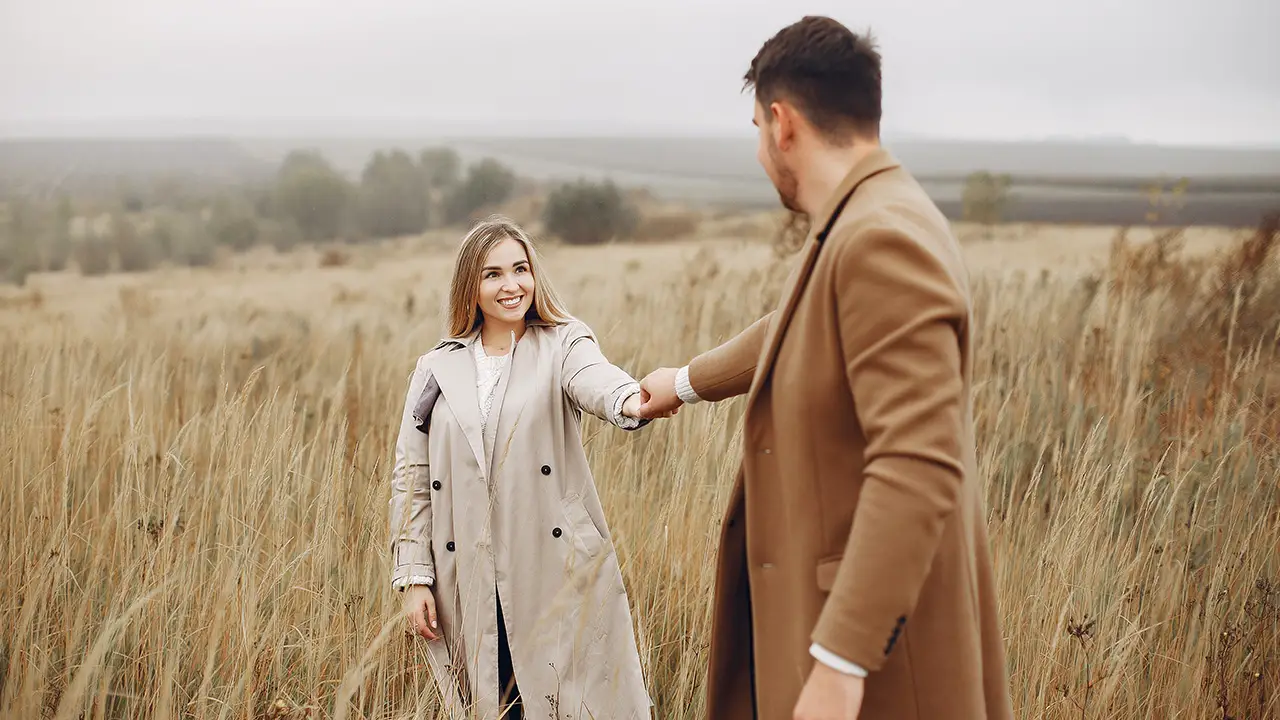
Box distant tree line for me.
[0,142,659,286]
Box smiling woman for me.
[387,215,666,720]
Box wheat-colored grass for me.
[2,219,1277,719]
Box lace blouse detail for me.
[475,332,513,435]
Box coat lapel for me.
[430,336,488,475]
[744,148,902,410]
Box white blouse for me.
[475,332,511,435]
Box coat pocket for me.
[815,554,844,592]
[562,493,605,559]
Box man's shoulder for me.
[826,172,956,254]
[822,172,971,299]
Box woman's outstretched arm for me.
[560,320,650,431]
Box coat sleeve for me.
[685,311,773,401]
[560,321,649,431]
[810,227,968,671]
[388,353,436,588]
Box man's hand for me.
[403,585,439,641]
[793,662,865,720]
[623,390,676,420]
[637,367,682,419]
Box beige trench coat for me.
[388,318,653,720]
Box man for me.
[637,16,1013,720]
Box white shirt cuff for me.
[393,574,434,589]
[675,365,703,405]
[809,643,868,678]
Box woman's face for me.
[477,236,536,326]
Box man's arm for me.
[683,311,773,402]
[810,228,968,672]
[639,311,775,417]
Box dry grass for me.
[1,217,1278,719]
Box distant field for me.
[439,136,1280,227]
[3,135,1278,226]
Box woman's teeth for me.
[498,297,522,308]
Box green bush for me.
[444,158,516,225]
[542,179,639,245]
[358,150,430,238]
[273,151,353,242]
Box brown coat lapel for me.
[743,148,902,411]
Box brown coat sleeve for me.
[686,312,773,402]
[810,228,968,671]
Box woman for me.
[388,215,663,720]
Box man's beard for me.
[767,138,802,213]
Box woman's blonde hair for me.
[445,215,572,337]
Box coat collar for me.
[743,147,901,408]
[430,334,488,473]
[428,322,548,477]
[810,146,901,243]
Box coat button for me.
[541,465,551,476]
[445,541,455,552]
[432,480,442,490]
[552,527,562,538]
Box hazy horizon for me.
[4,121,1277,152]
[3,0,1277,148]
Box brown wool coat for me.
[687,149,1014,719]
[388,320,652,720]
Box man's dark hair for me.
[744,16,882,142]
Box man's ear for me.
[770,100,799,152]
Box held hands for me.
[621,391,674,420]
[636,367,683,419]
[619,367,684,421]
[793,662,865,720]
[404,585,439,641]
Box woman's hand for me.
[624,390,676,420]
[404,585,439,641]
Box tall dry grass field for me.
[2,220,1278,719]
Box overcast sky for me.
[2,0,1277,146]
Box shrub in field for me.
[260,217,304,253]
[357,150,430,239]
[207,198,261,252]
[73,235,112,276]
[109,214,161,273]
[443,158,516,225]
[542,178,639,245]
[419,146,461,190]
[274,150,353,242]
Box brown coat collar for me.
[743,147,901,407]
[811,146,902,242]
